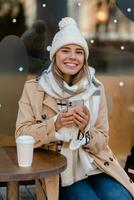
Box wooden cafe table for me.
[0,146,67,200]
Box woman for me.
[15,17,134,200]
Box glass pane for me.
[68,0,134,74]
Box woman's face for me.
[55,44,85,83]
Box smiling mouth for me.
[64,63,77,68]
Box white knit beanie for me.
[49,17,89,61]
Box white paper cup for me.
[16,135,35,167]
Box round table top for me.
[0,146,67,182]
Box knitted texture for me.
[50,17,89,60]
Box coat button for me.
[42,114,46,119]
[109,157,114,161]
[104,161,109,166]
[36,120,42,124]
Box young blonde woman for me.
[15,17,134,200]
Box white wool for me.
[50,17,89,60]
[58,17,77,30]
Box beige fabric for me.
[15,79,134,198]
[39,66,102,186]
[36,175,59,200]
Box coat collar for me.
[43,94,59,113]
[37,83,58,113]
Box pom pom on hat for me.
[50,17,89,61]
[58,17,77,30]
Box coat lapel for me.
[43,94,59,113]
[37,84,58,114]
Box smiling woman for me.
[15,17,134,200]
[55,44,84,83]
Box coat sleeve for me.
[15,82,58,148]
[83,85,109,154]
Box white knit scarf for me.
[39,64,102,186]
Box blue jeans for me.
[59,173,133,200]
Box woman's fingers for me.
[73,114,87,132]
[61,115,74,122]
[55,106,90,131]
[55,110,76,130]
[61,116,75,127]
[73,106,90,132]
[73,118,86,132]
[73,106,89,122]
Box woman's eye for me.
[76,51,83,55]
[61,49,69,53]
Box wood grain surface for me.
[0,147,67,182]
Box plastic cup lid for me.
[16,135,35,144]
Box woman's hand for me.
[73,106,90,133]
[55,109,75,131]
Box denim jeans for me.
[59,173,133,200]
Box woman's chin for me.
[65,69,78,75]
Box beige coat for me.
[15,79,134,198]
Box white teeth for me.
[65,63,76,67]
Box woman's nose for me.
[70,52,76,59]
